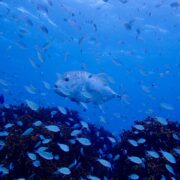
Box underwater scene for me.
[0,0,180,179]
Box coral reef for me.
[0,105,115,179]
[0,105,180,179]
[113,117,180,179]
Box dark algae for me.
[0,105,180,179]
[113,117,180,180]
[0,105,114,179]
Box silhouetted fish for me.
[54,71,121,106]
[170,2,180,8]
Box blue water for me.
[0,0,179,133]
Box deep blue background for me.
[0,0,179,133]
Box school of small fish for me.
[0,0,179,179]
[0,104,179,179]
[0,0,179,123]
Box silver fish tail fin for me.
[112,92,121,99]
[116,94,121,99]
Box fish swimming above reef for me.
[54,71,120,107]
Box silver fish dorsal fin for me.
[96,73,114,85]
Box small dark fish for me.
[37,3,48,15]
[93,23,97,31]
[124,20,134,30]
[0,95,4,104]
[25,18,33,26]
[18,28,29,36]
[40,26,49,34]
[18,34,24,39]
[119,0,128,4]
[16,41,27,49]
[47,0,53,7]
[170,2,180,8]
[41,37,55,51]
[136,28,141,35]
[78,36,85,45]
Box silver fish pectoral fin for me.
[71,99,88,112]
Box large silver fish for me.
[54,71,120,106]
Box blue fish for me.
[87,175,101,180]
[161,150,176,164]
[36,147,53,160]
[21,128,34,136]
[0,95,4,104]
[58,143,70,152]
[0,131,9,137]
[129,174,139,180]
[56,167,71,175]
[33,120,42,127]
[97,158,111,168]
[27,152,37,161]
[133,124,144,131]
[0,140,5,150]
[128,139,138,147]
[45,125,60,132]
[33,160,41,168]
[165,164,175,175]
[146,150,159,158]
[76,137,91,146]
[128,156,143,164]
[0,165,9,176]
